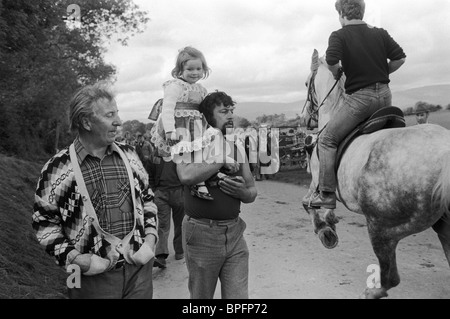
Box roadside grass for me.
[0,155,67,299]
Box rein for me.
[302,68,340,160]
[301,71,340,129]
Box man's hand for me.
[71,253,91,273]
[218,176,247,199]
[334,67,344,80]
[72,253,111,276]
[221,157,240,174]
[130,234,156,266]
[327,63,343,80]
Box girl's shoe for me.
[190,184,214,200]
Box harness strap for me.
[318,79,340,110]
[302,73,340,130]
[69,143,137,262]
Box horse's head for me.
[301,49,345,131]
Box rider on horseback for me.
[303,0,406,209]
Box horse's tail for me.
[432,151,450,214]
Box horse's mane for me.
[305,49,346,129]
[316,55,346,113]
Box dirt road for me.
[153,179,450,299]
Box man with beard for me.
[176,91,257,299]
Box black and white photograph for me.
[1,0,449,306]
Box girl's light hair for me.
[69,82,115,132]
[171,46,211,79]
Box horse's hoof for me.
[360,288,388,299]
[318,226,339,249]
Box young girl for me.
[150,47,232,200]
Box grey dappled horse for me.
[301,49,450,299]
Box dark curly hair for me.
[199,91,235,126]
[335,0,365,20]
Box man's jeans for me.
[319,83,392,192]
[154,187,185,258]
[182,215,249,299]
[67,261,154,299]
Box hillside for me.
[235,101,303,122]
[0,154,67,299]
[235,84,450,121]
[393,84,450,109]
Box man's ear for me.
[81,116,92,131]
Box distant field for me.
[404,110,450,128]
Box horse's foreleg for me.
[432,213,450,267]
[361,225,401,299]
[303,182,339,249]
[304,206,325,234]
[324,209,339,231]
[304,206,339,249]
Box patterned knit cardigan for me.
[32,142,158,268]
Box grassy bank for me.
[0,154,67,299]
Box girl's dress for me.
[150,78,219,159]
[150,78,221,200]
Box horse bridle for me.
[302,69,341,157]
[302,70,341,131]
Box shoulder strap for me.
[69,144,104,235]
[69,144,137,240]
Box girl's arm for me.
[161,82,183,133]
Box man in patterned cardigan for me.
[32,83,158,299]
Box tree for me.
[122,120,147,137]
[404,107,414,116]
[0,0,149,158]
[235,116,252,128]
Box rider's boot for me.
[303,191,336,209]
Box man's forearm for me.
[177,161,223,185]
[388,58,405,74]
[240,185,257,204]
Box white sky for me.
[103,0,450,122]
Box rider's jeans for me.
[318,83,392,192]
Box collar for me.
[73,137,117,164]
[343,20,367,27]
